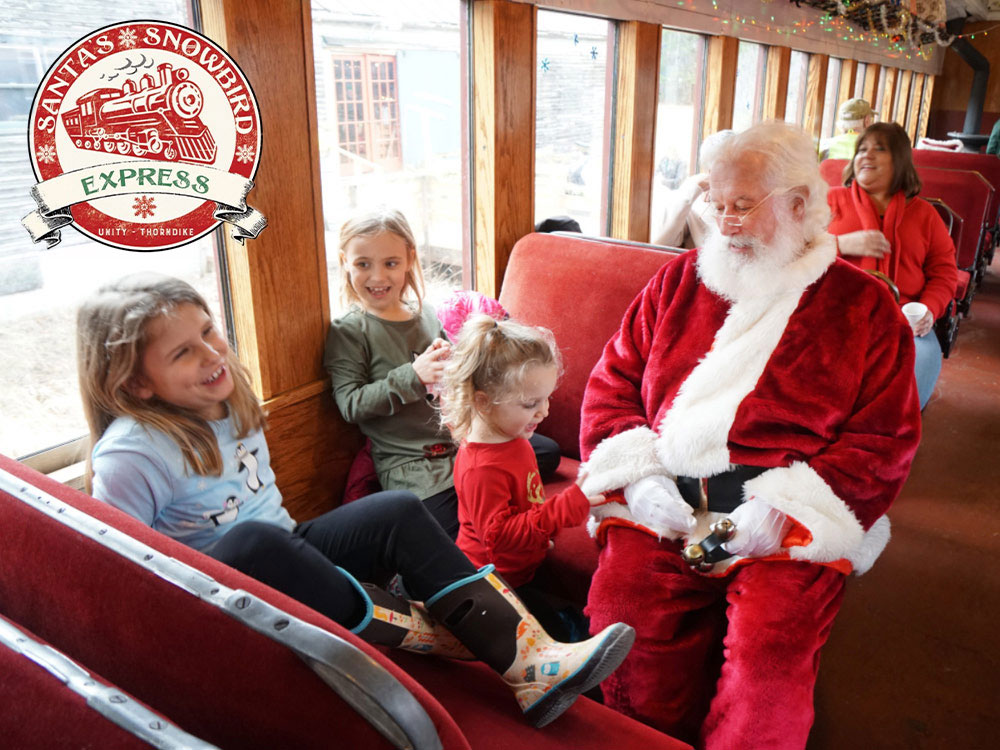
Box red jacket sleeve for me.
[464,466,589,560]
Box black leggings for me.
[208,491,476,628]
[422,432,563,539]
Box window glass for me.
[0,2,225,461]
[311,1,465,314]
[732,41,765,133]
[650,28,705,243]
[821,58,842,139]
[784,51,808,126]
[875,68,887,116]
[534,10,611,235]
[854,63,867,97]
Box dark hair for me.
[841,122,922,199]
[535,215,581,233]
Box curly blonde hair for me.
[77,273,265,489]
[338,207,426,312]
[440,315,561,442]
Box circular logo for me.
[28,20,262,251]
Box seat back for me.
[915,166,993,271]
[819,159,849,188]
[912,149,1000,235]
[0,455,468,750]
[499,233,681,459]
[924,196,964,250]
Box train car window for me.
[854,62,868,98]
[784,50,809,126]
[821,58,843,139]
[311,1,466,314]
[0,2,227,471]
[650,27,705,242]
[732,41,765,133]
[875,67,888,117]
[534,9,612,236]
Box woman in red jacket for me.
[827,122,957,409]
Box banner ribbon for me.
[22,159,266,248]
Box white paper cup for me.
[901,301,928,326]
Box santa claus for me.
[579,121,921,749]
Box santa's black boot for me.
[425,565,635,728]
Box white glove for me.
[835,230,890,258]
[624,475,696,538]
[721,498,790,558]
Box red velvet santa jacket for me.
[455,438,589,588]
[828,184,957,320]
[579,236,921,575]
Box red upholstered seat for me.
[916,166,993,316]
[0,613,190,750]
[819,158,848,188]
[0,454,467,750]
[0,453,692,748]
[913,149,1000,265]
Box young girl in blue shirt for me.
[77,272,632,728]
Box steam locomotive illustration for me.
[61,62,217,164]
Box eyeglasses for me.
[708,187,784,229]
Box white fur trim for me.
[744,461,867,566]
[657,238,836,478]
[846,516,891,575]
[579,427,663,496]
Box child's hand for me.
[413,339,451,386]
[587,493,608,507]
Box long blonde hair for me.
[338,207,425,312]
[77,273,265,488]
[440,315,561,442]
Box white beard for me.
[696,221,810,303]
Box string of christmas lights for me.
[682,0,1000,59]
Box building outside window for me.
[312,1,466,315]
[533,10,611,236]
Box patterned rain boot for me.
[425,565,635,728]
[341,569,473,660]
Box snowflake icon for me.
[118,27,138,49]
[36,144,57,164]
[235,144,255,164]
[133,195,157,219]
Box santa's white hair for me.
[711,120,830,243]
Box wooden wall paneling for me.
[472,0,536,299]
[894,68,913,125]
[200,0,362,520]
[610,21,661,241]
[763,45,791,120]
[919,75,935,140]
[907,74,925,142]
[702,35,738,139]
[862,63,880,106]
[838,58,857,107]
[880,67,899,123]
[802,53,829,139]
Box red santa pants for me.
[587,526,846,750]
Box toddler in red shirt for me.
[440,315,605,639]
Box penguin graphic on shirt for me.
[204,496,240,526]
[236,442,262,493]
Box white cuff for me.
[579,427,665,496]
